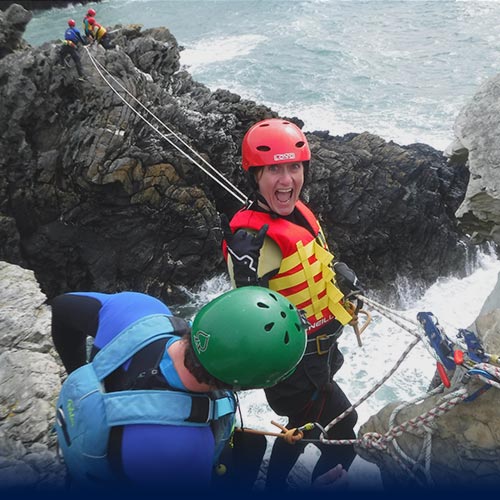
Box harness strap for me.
[103,390,235,426]
[304,324,343,356]
[92,314,175,380]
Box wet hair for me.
[183,336,233,390]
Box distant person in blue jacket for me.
[58,19,86,79]
[50,287,308,490]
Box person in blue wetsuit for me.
[58,19,87,79]
[50,286,308,491]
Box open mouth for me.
[276,188,293,203]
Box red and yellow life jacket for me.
[91,23,107,42]
[227,201,352,335]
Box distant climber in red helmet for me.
[86,16,115,50]
[82,8,96,39]
[58,19,87,80]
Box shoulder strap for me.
[91,314,236,426]
[103,389,236,427]
[92,314,175,382]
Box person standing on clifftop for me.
[87,16,115,50]
[58,19,87,80]
[82,7,96,40]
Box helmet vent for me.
[265,322,274,331]
[257,301,270,309]
[280,311,286,318]
[296,141,305,148]
[257,145,271,152]
[284,331,290,344]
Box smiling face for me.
[255,162,304,216]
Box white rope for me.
[358,294,442,363]
[83,46,248,204]
[386,385,444,487]
[320,335,421,440]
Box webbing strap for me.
[103,390,235,426]
[92,314,175,381]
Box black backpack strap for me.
[106,316,192,391]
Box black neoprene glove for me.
[333,261,364,299]
[221,214,269,287]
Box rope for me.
[358,294,442,363]
[320,336,422,439]
[385,385,444,487]
[235,420,308,445]
[83,46,248,204]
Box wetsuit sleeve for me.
[226,231,282,288]
[49,293,102,374]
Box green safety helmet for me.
[191,286,307,389]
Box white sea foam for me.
[180,34,268,72]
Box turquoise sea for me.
[25,0,500,150]
[22,0,500,490]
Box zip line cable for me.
[83,46,248,204]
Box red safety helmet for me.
[87,8,96,16]
[87,17,96,25]
[241,118,311,171]
[68,19,76,27]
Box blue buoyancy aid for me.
[54,313,235,486]
[64,27,84,45]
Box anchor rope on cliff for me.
[247,293,500,487]
[318,296,500,486]
[83,46,248,204]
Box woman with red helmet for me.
[222,118,363,491]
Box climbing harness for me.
[83,46,248,204]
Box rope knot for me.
[361,431,387,451]
[271,420,304,444]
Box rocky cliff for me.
[0,4,475,308]
[1,2,500,492]
[355,68,500,490]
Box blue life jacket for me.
[54,313,236,486]
[64,27,83,45]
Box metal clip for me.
[316,334,329,355]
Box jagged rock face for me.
[0,5,472,305]
[0,3,31,58]
[0,261,65,489]
[304,133,471,292]
[446,74,500,246]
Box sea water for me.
[24,0,500,150]
[22,0,500,489]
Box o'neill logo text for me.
[273,152,296,162]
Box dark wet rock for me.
[0,4,479,308]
